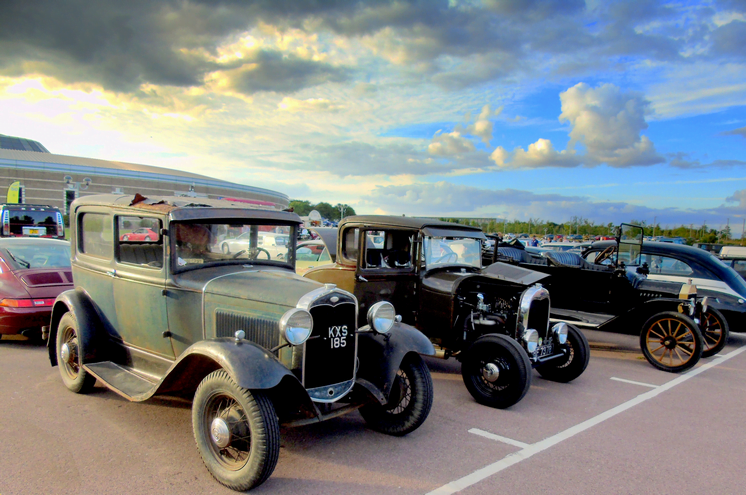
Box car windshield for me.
[5,242,71,269]
[423,236,482,269]
[172,221,296,271]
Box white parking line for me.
[610,377,659,388]
[468,428,530,449]
[427,345,746,495]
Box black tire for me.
[640,312,703,373]
[360,355,433,436]
[221,243,230,254]
[536,324,590,383]
[461,334,531,409]
[192,370,280,491]
[56,313,96,393]
[700,307,729,358]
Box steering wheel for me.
[232,247,271,260]
[432,252,458,264]
[594,245,616,265]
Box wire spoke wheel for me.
[193,370,279,491]
[640,312,702,373]
[699,307,729,358]
[360,356,433,436]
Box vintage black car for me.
[304,216,590,409]
[487,224,724,372]
[47,195,434,491]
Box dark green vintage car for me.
[47,194,434,491]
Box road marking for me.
[610,377,659,388]
[468,428,530,449]
[427,344,746,495]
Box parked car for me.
[219,231,290,260]
[48,194,434,491]
[0,238,72,340]
[304,216,590,409]
[119,227,158,241]
[583,240,746,333]
[295,240,333,275]
[492,225,726,372]
[1,203,65,239]
[719,246,746,280]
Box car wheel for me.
[461,334,531,409]
[699,307,729,358]
[56,313,96,393]
[360,355,433,436]
[640,312,702,373]
[144,236,151,241]
[536,324,590,383]
[192,370,280,491]
[122,235,129,241]
[221,243,230,254]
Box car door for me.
[113,215,174,358]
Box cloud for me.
[725,189,746,208]
[465,105,496,145]
[491,139,582,169]
[428,131,475,156]
[277,97,343,113]
[710,20,746,58]
[722,125,746,138]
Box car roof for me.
[0,237,70,247]
[339,215,483,232]
[71,193,301,223]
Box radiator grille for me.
[215,310,280,349]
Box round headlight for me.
[367,301,395,334]
[552,322,569,345]
[523,328,539,353]
[280,308,313,346]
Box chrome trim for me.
[279,308,313,345]
[307,378,356,403]
[551,322,569,345]
[367,301,395,334]
[516,284,551,334]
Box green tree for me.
[288,200,312,216]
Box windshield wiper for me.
[6,250,30,268]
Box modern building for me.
[0,134,289,214]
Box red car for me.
[0,238,72,340]
[120,228,158,242]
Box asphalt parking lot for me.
[1,330,745,495]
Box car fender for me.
[47,288,108,367]
[608,298,694,335]
[155,339,300,397]
[356,321,435,402]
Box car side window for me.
[363,230,414,269]
[79,213,113,259]
[117,216,164,268]
[646,255,693,276]
[341,228,359,262]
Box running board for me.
[84,362,159,402]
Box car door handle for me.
[356,275,368,282]
[106,270,116,278]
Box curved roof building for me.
[0,135,288,214]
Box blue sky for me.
[1,0,745,235]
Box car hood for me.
[203,268,324,307]
[423,262,549,294]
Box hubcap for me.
[662,337,676,349]
[210,417,231,448]
[482,362,500,382]
[61,342,75,364]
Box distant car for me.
[539,241,592,252]
[295,240,333,275]
[1,203,65,239]
[0,238,72,340]
[584,240,746,332]
[120,228,158,242]
[719,246,746,281]
[219,231,290,260]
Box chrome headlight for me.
[551,322,569,345]
[280,308,313,346]
[367,301,395,334]
[523,328,539,353]
[701,296,709,314]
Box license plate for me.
[23,227,42,236]
[537,343,554,357]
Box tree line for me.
[289,200,357,222]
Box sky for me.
[1,0,745,235]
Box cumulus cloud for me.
[725,189,746,209]
[428,131,475,156]
[465,105,497,146]
[491,139,582,169]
